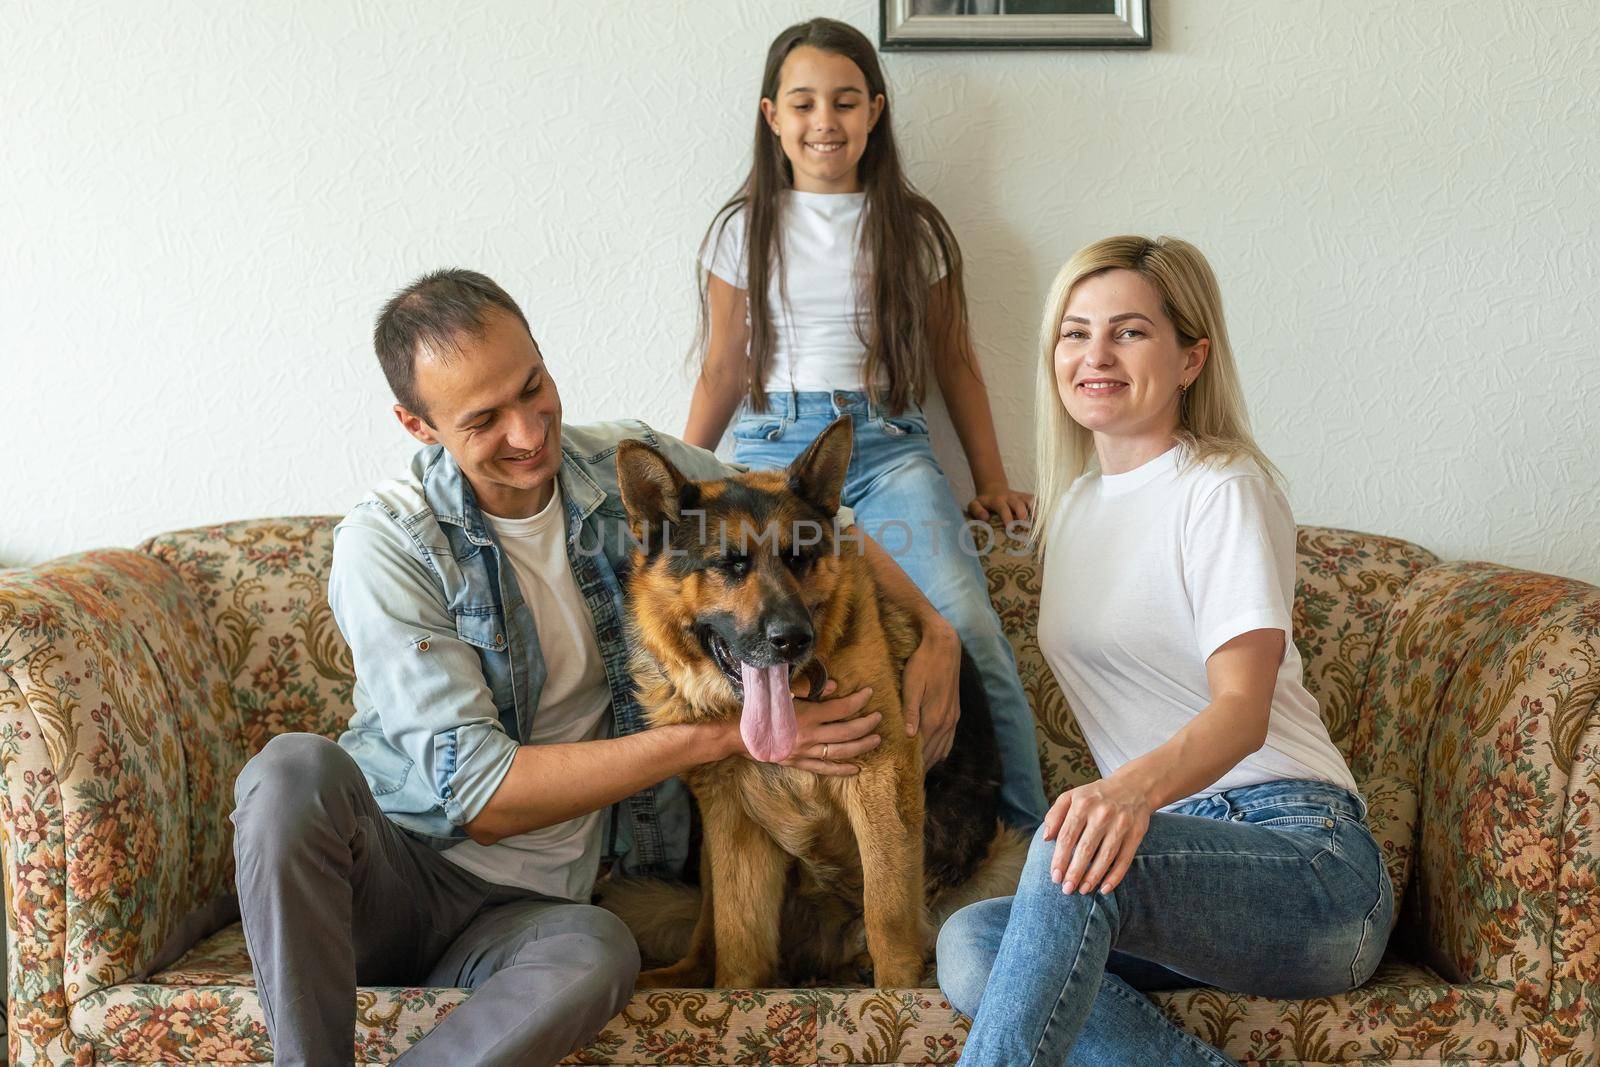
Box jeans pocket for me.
[876,412,929,437]
[1237,803,1344,866]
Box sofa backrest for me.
[142,517,352,753]
[137,517,1443,792]
[981,523,1438,798]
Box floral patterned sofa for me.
[1,517,1596,1066]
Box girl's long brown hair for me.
[696,17,971,416]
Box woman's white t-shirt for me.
[704,190,945,396]
[1037,445,1358,811]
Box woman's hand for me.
[1042,772,1154,896]
[966,484,1034,525]
[780,680,882,776]
[903,616,961,768]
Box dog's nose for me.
[766,619,814,660]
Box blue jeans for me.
[731,390,1048,830]
[937,779,1394,1066]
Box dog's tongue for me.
[739,662,797,763]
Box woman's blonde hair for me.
[1031,235,1279,555]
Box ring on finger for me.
[822,743,830,761]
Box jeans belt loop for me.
[872,393,902,434]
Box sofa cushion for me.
[67,925,461,1062]
[1154,960,1521,1064]
[67,924,1520,1065]
[71,981,467,1064]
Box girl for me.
[683,17,1047,831]
[937,236,1391,1065]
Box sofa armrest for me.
[0,550,247,1064]
[1543,695,1600,1063]
[1361,561,1600,1062]
[2,672,81,1066]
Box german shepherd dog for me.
[607,417,1026,988]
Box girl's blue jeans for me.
[938,778,1395,1066]
[731,389,1049,830]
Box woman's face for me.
[1053,268,1208,450]
[761,47,883,194]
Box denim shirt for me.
[329,420,733,878]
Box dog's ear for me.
[616,440,699,532]
[787,416,853,515]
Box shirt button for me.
[494,634,505,647]
[1324,818,1335,828]
[417,640,430,652]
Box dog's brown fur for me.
[609,418,1024,988]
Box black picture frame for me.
[880,0,1151,50]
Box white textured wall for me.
[5,0,1598,582]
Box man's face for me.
[395,307,563,519]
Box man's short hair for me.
[374,269,532,422]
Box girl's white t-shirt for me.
[1037,445,1358,811]
[705,190,945,396]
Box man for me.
[230,269,962,1066]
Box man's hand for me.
[725,679,882,777]
[903,616,961,768]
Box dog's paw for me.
[873,957,928,989]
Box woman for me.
[937,236,1392,1066]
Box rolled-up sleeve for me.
[329,519,518,827]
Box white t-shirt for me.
[1037,445,1358,811]
[705,191,946,396]
[443,485,611,900]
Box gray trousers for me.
[231,733,639,1067]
